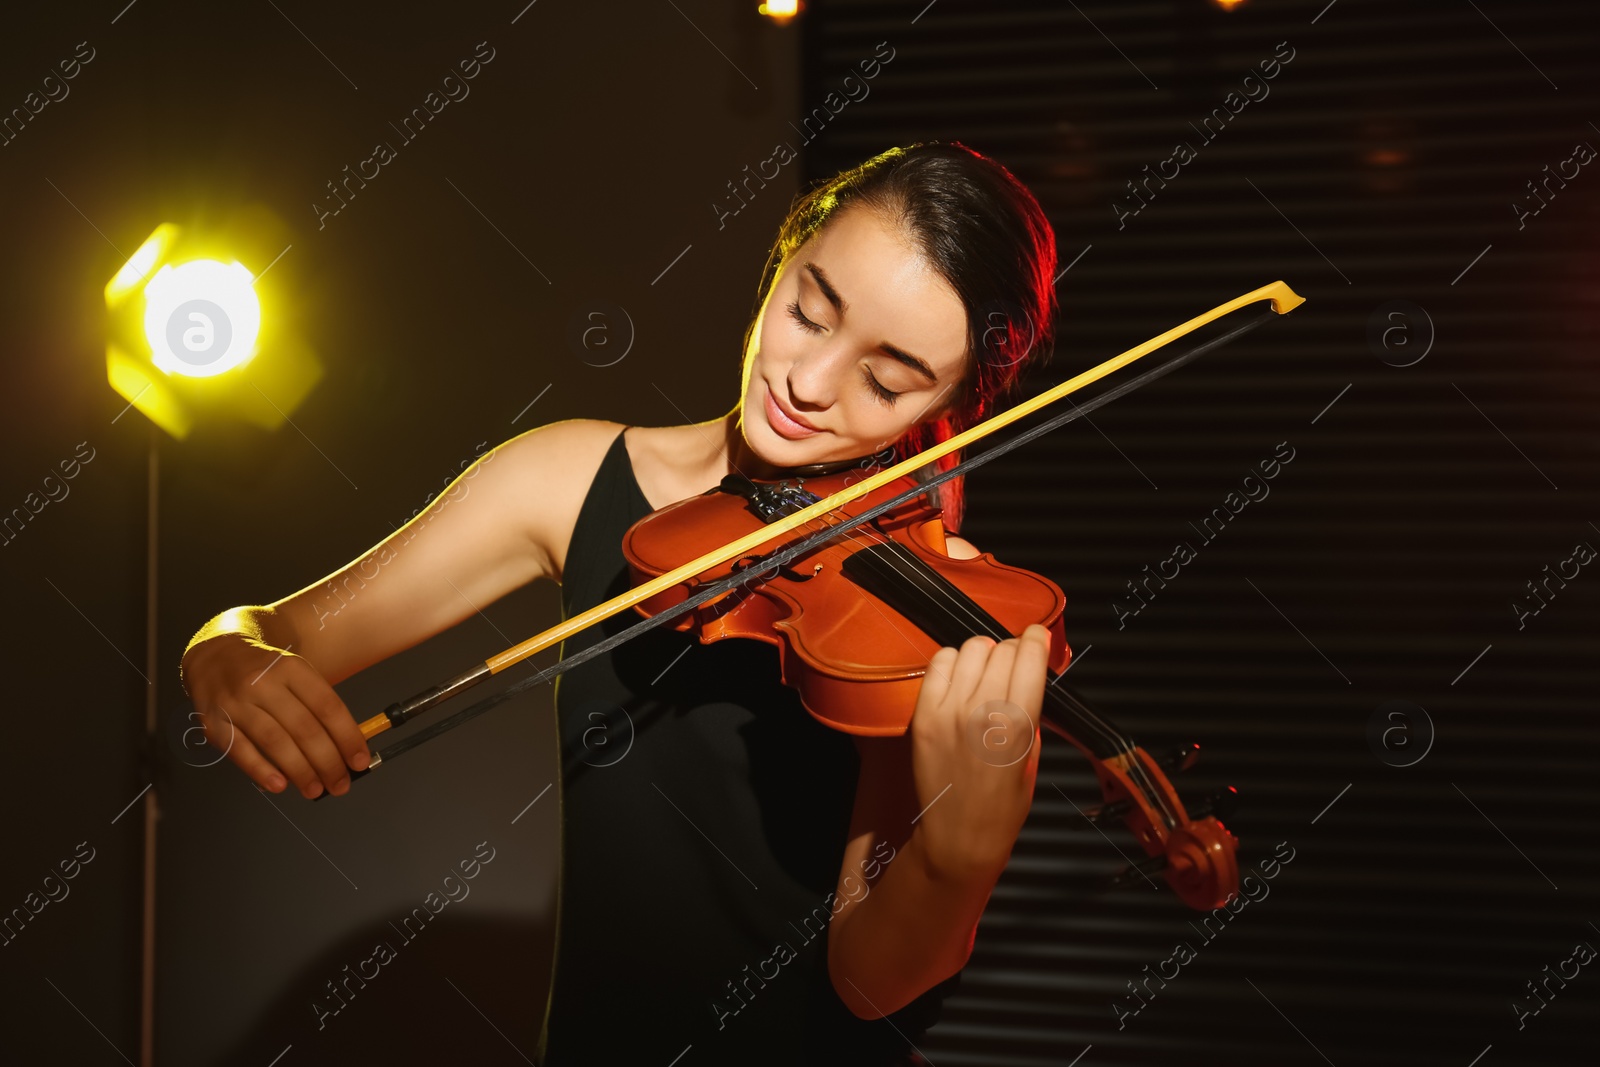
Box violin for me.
[622,460,1240,911]
[320,281,1307,912]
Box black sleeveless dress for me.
[538,427,960,1066]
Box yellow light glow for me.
[107,343,194,439]
[105,223,178,309]
[759,0,800,21]
[104,213,324,439]
[141,259,262,378]
[1213,0,1247,9]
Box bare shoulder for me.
[496,417,630,584]
[616,422,716,509]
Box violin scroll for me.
[1084,738,1241,911]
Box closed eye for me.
[787,300,901,406]
[858,365,900,406]
[786,299,823,334]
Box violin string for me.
[366,308,1281,771]
[810,509,1179,829]
[861,528,1178,829]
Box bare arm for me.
[827,732,1003,1019]
[180,418,612,797]
[827,534,1049,1018]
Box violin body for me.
[623,467,1072,736]
[622,464,1241,911]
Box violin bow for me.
[319,280,1305,792]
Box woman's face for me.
[738,204,969,468]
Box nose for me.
[784,344,846,413]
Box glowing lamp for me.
[104,215,320,440]
[759,0,801,24]
[141,259,262,378]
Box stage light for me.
[1213,0,1247,10]
[103,214,321,441]
[141,259,262,378]
[759,0,801,24]
[105,223,175,306]
[101,210,318,1067]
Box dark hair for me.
[744,141,1058,534]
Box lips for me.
[763,383,821,439]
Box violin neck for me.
[839,538,1123,759]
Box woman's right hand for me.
[181,633,371,799]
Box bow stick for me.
[316,280,1305,794]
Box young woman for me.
[182,141,1060,1065]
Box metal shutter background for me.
[800,2,1598,1064]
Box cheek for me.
[848,403,917,448]
[756,306,795,362]
[747,313,806,394]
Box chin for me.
[740,407,835,472]
[745,415,817,462]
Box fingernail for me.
[307,782,324,799]
[333,778,349,796]
[352,751,370,771]
[268,774,286,791]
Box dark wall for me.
[800,1,1598,1065]
[0,1,798,1063]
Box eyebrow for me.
[803,261,939,383]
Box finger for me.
[220,725,290,793]
[1008,624,1051,723]
[187,698,237,759]
[976,633,1019,707]
[948,634,998,709]
[917,645,960,712]
[285,660,371,771]
[258,684,352,796]
[240,700,332,799]
[196,698,286,792]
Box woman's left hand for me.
[906,623,1051,884]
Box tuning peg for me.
[1158,742,1201,775]
[1108,853,1167,889]
[1188,786,1239,822]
